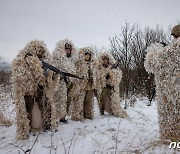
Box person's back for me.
[144,24,180,142]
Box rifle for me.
[105,60,121,81]
[148,88,156,105]
[41,60,82,84]
[111,60,121,69]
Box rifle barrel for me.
[41,60,82,79]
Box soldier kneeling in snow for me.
[95,52,127,118]
[71,48,96,121]
[144,24,180,142]
[12,40,56,140]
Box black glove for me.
[106,73,110,80]
[94,89,97,96]
[106,84,114,90]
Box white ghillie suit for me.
[51,39,76,121]
[12,40,56,140]
[71,47,96,121]
[144,25,180,142]
[95,52,128,118]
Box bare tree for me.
[109,22,171,105]
[109,22,136,108]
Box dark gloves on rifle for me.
[106,73,110,80]
[94,89,97,97]
[106,84,114,90]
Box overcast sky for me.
[0,0,180,62]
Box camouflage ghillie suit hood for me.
[12,40,56,140]
[13,40,49,96]
[171,24,180,37]
[51,39,77,120]
[95,52,127,118]
[71,47,97,121]
[144,37,180,142]
[51,39,76,74]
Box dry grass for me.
[0,112,12,127]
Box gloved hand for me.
[106,84,114,90]
[106,73,110,80]
[94,89,97,96]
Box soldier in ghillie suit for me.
[95,52,128,118]
[51,39,77,123]
[144,24,180,142]
[71,47,96,121]
[12,40,56,140]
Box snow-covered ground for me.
[0,86,179,154]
